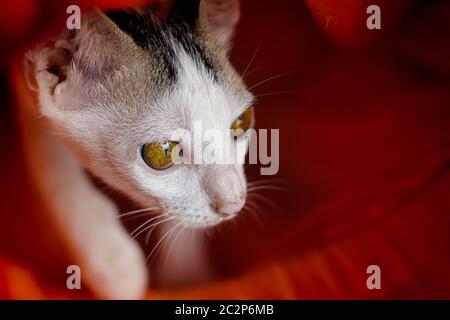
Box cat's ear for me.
[199,0,240,52]
[24,10,138,99]
[172,0,240,52]
[24,38,74,96]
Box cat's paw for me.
[78,224,148,300]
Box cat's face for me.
[26,1,253,227]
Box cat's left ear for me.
[24,9,141,114]
[198,0,240,52]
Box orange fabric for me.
[1,0,450,299]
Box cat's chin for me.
[172,213,238,230]
[157,202,240,229]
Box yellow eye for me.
[141,141,182,170]
[231,107,254,138]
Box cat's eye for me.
[141,141,182,170]
[231,107,254,138]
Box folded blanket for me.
[1,0,450,299]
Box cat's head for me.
[24,0,254,228]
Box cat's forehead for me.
[136,51,251,142]
[107,9,219,88]
[102,9,252,128]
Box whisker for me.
[254,90,297,99]
[247,178,288,187]
[247,192,279,210]
[143,215,178,245]
[122,212,158,222]
[242,42,261,78]
[118,206,162,218]
[132,216,173,240]
[242,202,265,229]
[146,219,185,264]
[246,199,266,214]
[248,69,300,91]
[130,214,163,237]
[247,186,288,192]
[162,223,185,268]
[243,67,258,80]
[145,223,158,245]
[144,215,174,245]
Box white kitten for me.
[21,0,253,299]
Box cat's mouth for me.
[163,205,239,229]
[175,212,237,229]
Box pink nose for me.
[214,194,246,216]
[202,166,246,216]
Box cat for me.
[21,0,254,299]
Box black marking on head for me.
[106,5,218,86]
[171,0,201,28]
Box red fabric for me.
[1,0,450,299]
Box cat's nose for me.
[214,193,246,216]
[202,166,246,216]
